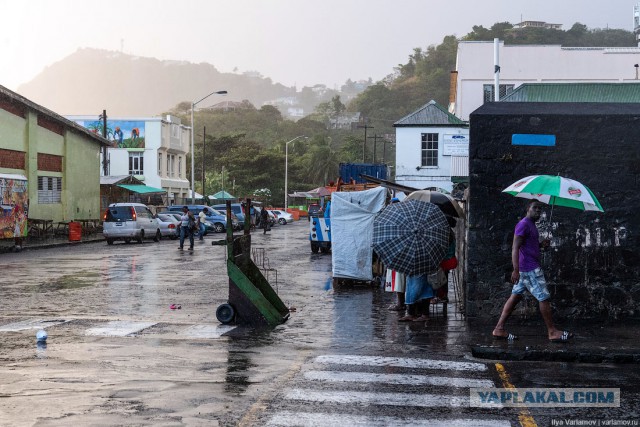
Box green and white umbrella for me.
[503,175,604,212]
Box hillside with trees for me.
[349,22,636,137]
[178,22,636,205]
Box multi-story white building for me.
[451,41,640,121]
[68,114,191,205]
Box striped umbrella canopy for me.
[503,175,604,212]
[373,200,449,276]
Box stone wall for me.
[467,102,640,320]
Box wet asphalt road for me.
[0,221,639,426]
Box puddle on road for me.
[33,272,100,292]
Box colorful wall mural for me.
[75,120,146,148]
[0,175,28,239]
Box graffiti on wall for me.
[75,120,146,149]
[0,176,28,239]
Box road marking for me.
[284,388,481,407]
[85,321,156,337]
[267,411,511,427]
[238,350,312,427]
[314,355,488,372]
[304,370,495,388]
[180,324,236,338]
[495,363,537,427]
[0,318,70,332]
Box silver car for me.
[102,203,161,245]
[157,213,180,239]
[269,209,294,225]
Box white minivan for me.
[102,203,161,245]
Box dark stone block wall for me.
[468,102,640,320]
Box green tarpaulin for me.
[117,184,166,194]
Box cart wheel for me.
[216,303,235,324]
[311,242,319,253]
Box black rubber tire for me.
[154,230,161,242]
[106,238,114,245]
[216,303,235,324]
[213,223,225,233]
[311,242,319,253]
[320,246,330,254]
[124,238,131,244]
[279,218,286,225]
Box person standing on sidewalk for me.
[492,200,573,342]
[179,206,195,251]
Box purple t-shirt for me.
[514,216,540,272]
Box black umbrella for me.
[372,200,449,276]
[405,190,464,219]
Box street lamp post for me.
[191,90,227,203]
[284,136,307,210]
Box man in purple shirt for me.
[492,200,573,342]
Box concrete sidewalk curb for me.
[472,345,640,364]
[1,237,104,254]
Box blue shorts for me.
[512,267,550,302]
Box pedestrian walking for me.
[198,208,207,240]
[492,200,573,342]
[178,206,195,251]
[260,208,271,234]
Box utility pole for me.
[382,137,395,164]
[357,123,374,162]
[99,110,108,176]
[367,134,383,163]
[201,126,206,200]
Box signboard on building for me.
[443,134,469,156]
[0,174,28,239]
[74,120,146,149]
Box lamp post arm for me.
[284,135,307,210]
[190,90,227,204]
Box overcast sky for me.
[1,0,637,92]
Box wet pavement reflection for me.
[0,222,637,425]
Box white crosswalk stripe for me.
[0,318,236,339]
[85,321,157,336]
[180,324,236,338]
[267,411,511,427]
[314,354,488,371]
[304,370,495,388]
[0,318,70,331]
[266,354,510,426]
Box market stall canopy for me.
[289,186,331,198]
[210,190,236,200]
[117,184,166,194]
[187,189,204,199]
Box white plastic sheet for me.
[331,186,387,280]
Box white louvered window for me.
[38,176,62,204]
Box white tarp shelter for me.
[331,186,387,280]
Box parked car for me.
[211,203,247,227]
[158,211,216,236]
[102,203,161,245]
[269,209,293,225]
[156,213,180,239]
[166,205,236,233]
